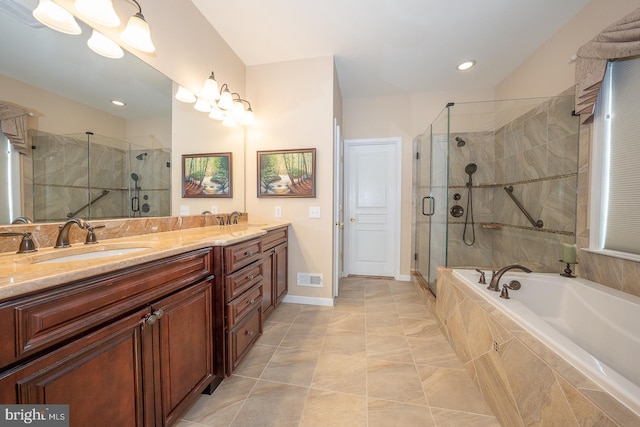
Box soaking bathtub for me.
[452,268,640,417]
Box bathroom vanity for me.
[0,220,289,426]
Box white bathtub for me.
[452,268,640,416]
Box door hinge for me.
[414,253,418,261]
[415,152,420,160]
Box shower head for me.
[465,163,477,186]
[136,152,148,160]
[455,137,467,147]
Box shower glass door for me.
[427,106,450,294]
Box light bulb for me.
[121,13,155,53]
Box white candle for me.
[562,243,577,264]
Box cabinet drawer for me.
[1,248,213,368]
[263,227,287,250]
[225,262,262,301]
[226,284,262,328]
[227,305,262,373]
[223,238,262,273]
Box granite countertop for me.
[0,222,289,301]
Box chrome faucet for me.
[487,264,532,291]
[55,218,90,248]
[227,211,242,225]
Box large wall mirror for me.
[0,1,246,226]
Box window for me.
[590,56,640,260]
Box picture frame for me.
[182,152,232,198]
[257,148,316,198]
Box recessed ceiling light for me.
[111,100,126,106]
[457,60,476,71]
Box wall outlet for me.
[210,206,218,214]
[275,206,282,217]
[309,206,321,218]
[179,205,189,216]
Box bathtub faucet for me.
[488,264,532,292]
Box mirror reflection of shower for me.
[463,162,477,246]
[131,173,141,217]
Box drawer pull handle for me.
[247,274,254,280]
[249,299,255,304]
[246,330,254,336]
[244,250,253,256]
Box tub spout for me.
[488,264,532,292]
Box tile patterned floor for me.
[177,277,500,426]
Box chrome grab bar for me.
[503,186,543,228]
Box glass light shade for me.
[175,86,196,103]
[33,0,81,35]
[75,0,120,27]
[241,108,256,126]
[87,30,123,59]
[193,98,212,113]
[201,73,220,101]
[208,107,225,121]
[222,116,237,127]
[217,89,234,111]
[232,100,245,121]
[121,13,155,53]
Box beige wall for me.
[245,57,337,303]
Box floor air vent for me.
[297,273,323,287]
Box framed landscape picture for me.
[257,148,316,198]
[182,152,232,198]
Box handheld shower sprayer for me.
[463,163,477,246]
[136,152,148,160]
[455,136,467,147]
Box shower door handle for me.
[422,196,434,216]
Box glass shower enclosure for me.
[413,95,580,295]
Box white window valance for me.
[575,7,640,124]
[0,103,29,154]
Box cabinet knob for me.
[145,314,157,325]
[245,250,253,256]
[247,274,254,280]
[249,299,255,304]
[246,330,254,336]
[152,309,164,319]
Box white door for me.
[344,138,400,277]
[333,120,344,297]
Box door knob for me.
[350,218,358,222]
[335,222,344,228]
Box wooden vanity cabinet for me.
[261,227,288,320]
[214,237,264,375]
[0,248,218,427]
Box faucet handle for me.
[474,269,486,284]
[85,225,105,244]
[500,284,510,299]
[0,231,38,254]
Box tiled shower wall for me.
[29,132,170,222]
[447,95,580,272]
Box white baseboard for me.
[282,295,334,307]
[395,274,411,282]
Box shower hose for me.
[463,181,475,246]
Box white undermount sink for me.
[34,247,150,264]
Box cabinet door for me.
[261,250,275,319]
[1,308,150,427]
[274,242,288,304]
[155,280,214,426]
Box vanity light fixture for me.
[221,116,237,127]
[193,97,212,113]
[87,29,124,59]
[75,0,120,27]
[175,86,196,103]
[200,72,220,102]
[457,60,476,71]
[217,84,234,111]
[33,0,82,35]
[239,101,256,126]
[120,0,155,53]
[208,106,225,121]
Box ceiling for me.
[191,0,592,98]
